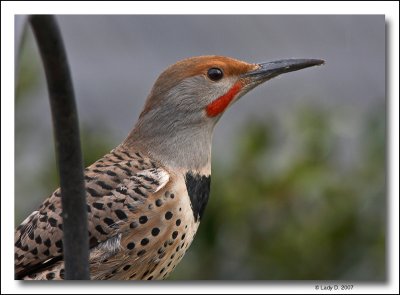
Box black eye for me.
[207,68,224,81]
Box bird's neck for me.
[123,116,214,175]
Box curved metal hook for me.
[29,15,89,280]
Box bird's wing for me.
[15,149,170,279]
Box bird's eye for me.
[207,68,224,81]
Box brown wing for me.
[15,148,169,279]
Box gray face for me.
[154,75,238,123]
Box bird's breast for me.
[92,175,204,280]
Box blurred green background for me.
[15,15,386,280]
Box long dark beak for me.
[242,59,324,81]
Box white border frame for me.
[2,2,398,294]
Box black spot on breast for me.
[165,211,173,220]
[106,170,117,177]
[87,187,101,197]
[116,164,133,176]
[139,216,148,224]
[44,238,51,248]
[84,175,95,181]
[30,247,38,255]
[55,240,63,249]
[96,180,114,190]
[39,215,48,223]
[89,237,98,248]
[116,186,128,195]
[93,202,105,210]
[15,238,22,249]
[115,209,128,220]
[112,151,124,161]
[133,187,145,197]
[95,225,108,235]
[103,217,115,227]
[141,238,149,246]
[35,235,42,244]
[141,270,149,279]
[129,273,137,279]
[151,228,160,236]
[123,264,131,271]
[93,169,105,174]
[46,272,55,280]
[185,171,211,222]
[48,217,58,227]
[159,252,166,259]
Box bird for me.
[15,55,324,280]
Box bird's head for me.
[125,56,324,171]
[139,56,323,122]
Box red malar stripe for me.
[206,82,242,117]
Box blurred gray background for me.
[15,15,385,280]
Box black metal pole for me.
[29,15,90,280]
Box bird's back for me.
[15,146,200,280]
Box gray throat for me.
[123,112,214,172]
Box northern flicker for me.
[15,56,324,280]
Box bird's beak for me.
[242,59,324,83]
